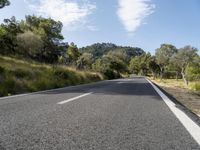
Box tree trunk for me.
[152,71,156,79]
[160,67,163,80]
[181,67,188,85]
[176,71,178,81]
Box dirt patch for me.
[151,79,200,117]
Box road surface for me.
[0,77,199,149]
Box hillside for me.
[80,43,145,59]
[0,56,103,97]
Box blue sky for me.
[0,0,200,53]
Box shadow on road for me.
[38,78,162,100]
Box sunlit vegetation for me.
[0,56,102,96]
[0,3,199,96]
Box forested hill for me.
[80,43,145,59]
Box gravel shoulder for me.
[150,78,200,117]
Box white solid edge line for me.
[57,92,93,105]
[146,78,200,145]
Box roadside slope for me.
[0,56,103,97]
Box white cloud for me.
[117,0,155,33]
[87,25,99,31]
[25,0,96,31]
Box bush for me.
[0,76,24,96]
[103,69,120,80]
[0,56,103,97]
[11,68,32,79]
[16,31,43,58]
[190,82,200,91]
[53,68,69,79]
[163,71,181,79]
[0,66,5,74]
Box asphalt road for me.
[0,77,199,149]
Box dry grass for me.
[149,78,200,117]
[0,55,103,97]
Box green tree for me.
[148,56,160,79]
[109,58,126,74]
[186,55,200,81]
[0,15,65,62]
[92,57,121,79]
[16,31,43,58]
[155,44,177,79]
[80,43,144,59]
[172,46,198,85]
[0,0,10,9]
[66,43,81,65]
[129,53,151,75]
[92,58,106,72]
[129,56,140,74]
[76,53,93,70]
[25,15,64,63]
[107,50,128,63]
[0,16,22,55]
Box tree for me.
[0,0,10,9]
[76,53,93,70]
[24,15,64,63]
[80,43,144,59]
[155,44,177,79]
[92,58,106,72]
[91,57,121,79]
[16,31,43,58]
[66,43,81,65]
[129,53,151,75]
[148,56,160,79]
[107,50,127,62]
[0,16,22,55]
[109,57,126,74]
[170,55,182,80]
[172,46,198,85]
[186,56,200,81]
[0,15,65,62]
[129,56,141,74]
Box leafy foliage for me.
[155,44,177,79]
[0,0,10,9]
[170,46,198,85]
[0,10,199,87]
[80,43,144,60]
[16,31,43,58]
[0,16,65,63]
[77,53,93,69]
[129,53,151,75]
[66,43,81,65]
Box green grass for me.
[0,56,103,97]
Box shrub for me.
[190,82,200,91]
[0,66,5,74]
[0,56,103,97]
[53,68,69,79]
[163,71,180,79]
[11,68,32,79]
[103,69,120,80]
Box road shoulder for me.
[149,78,200,118]
[146,78,200,145]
